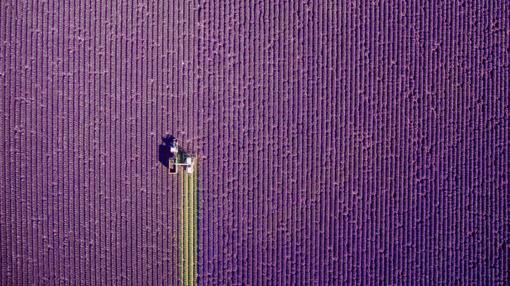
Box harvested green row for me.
[180,159,198,286]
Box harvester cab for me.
[167,137,195,175]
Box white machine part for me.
[185,157,194,174]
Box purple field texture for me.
[1,1,510,285]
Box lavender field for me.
[1,1,509,285]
